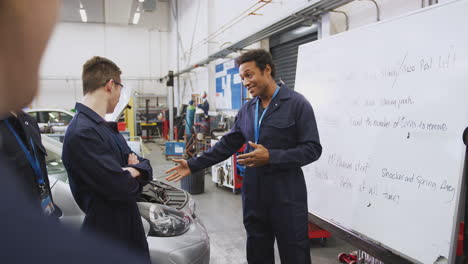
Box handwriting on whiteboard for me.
[312,154,457,206]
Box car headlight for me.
[138,203,191,237]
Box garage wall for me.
[35,22,168,109]
[166,0,320,111]
[35,0,170,110]
[168,0,452,112]
[35,0,453,110]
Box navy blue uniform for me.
[62,103,153,259]
[188,84,322,263]
[0,155,148,264]
[0,112,59,217]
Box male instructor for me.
[166,49,322,263]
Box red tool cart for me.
[308,222,331,247]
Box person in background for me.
[186,99,196,137]
[0,111,59,218]
[165,49,322,263]
[197,91,210,116]
[62,56,153,261]
[195,92,211,138]
[0,1,147,263]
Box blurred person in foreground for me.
[0,1,147,263]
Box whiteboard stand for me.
[308,213,413,264]
[462,127,468,263]
[441,126,466,264]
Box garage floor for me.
[146,140,356,264]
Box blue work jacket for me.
[188,84,322,202]
[62,103,152,257]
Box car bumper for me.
[148,217,210,264]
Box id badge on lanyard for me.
[3,119,55,216]
[39,185,55,216]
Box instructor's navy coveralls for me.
[188,84,322,263]
[63,103,153,259]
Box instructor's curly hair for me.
[235,49,276,79]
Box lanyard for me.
[254,86,280,144]
[3,119,45,185]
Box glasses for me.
[103,79,124,88]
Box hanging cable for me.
[185,0,203,67]
[358,0,380,21]
[183,0,274,59]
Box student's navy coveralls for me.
[188,84,322,263]
[62,103,153,260]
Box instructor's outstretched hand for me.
[165,159,191,182]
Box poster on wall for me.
[215,60,246,110]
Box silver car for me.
[25,108,75,134]
[43,135,210,264]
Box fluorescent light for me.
[138,0,145,2]
[79,9,87,22]
[136,6,140,12]
[79,1,83,8]
[133,12,141,24]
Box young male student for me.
[62,56,153,260]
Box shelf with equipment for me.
[134,94,168,140]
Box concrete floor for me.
[146,140,355,264]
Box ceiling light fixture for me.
[138,0,145,2]
[133,12,141,24]
[79,8,88,23]
[79,1,87,23]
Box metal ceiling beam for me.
[168,0,354,78]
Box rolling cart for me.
[308,222,331,247]
[211,140,244,194]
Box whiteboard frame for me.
[300,0,468,263]
[449,148,466,264]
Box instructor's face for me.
[239,61,270,98]
[0,0,60,115]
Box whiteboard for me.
[295,1,468,263]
